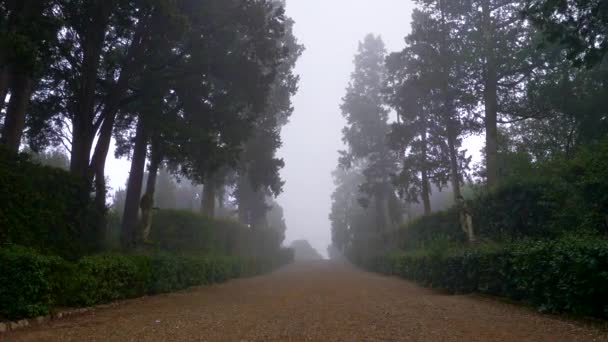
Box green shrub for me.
[150,209,292,261]
[0,245,66,319]
[368,236,608,318]
[149,210,216,253]
[396,208,465,250]
[0,147,98,258]
[65,254,148,307]
[0,245,293,319]
[558,141,608,233]
[471,180,559,240]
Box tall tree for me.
[118,0,293,247]
[235,2,303,229]
[0,0,59,152]
[444,0,536,187]
[340,34,397,234]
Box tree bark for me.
[0,66,10,112]
[89,12,149,208]
[139,142,161,244]
[236,172,250,225]
[420,128,432,215]
[446,118,462,200]
[121,117,148,249]
[201,174,216,218]
[438,0,463,200]
[482,0,499,188]
[69,0,113,181]
[0,74,33,152]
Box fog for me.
[278,0,414,256]
[105,0,483,257]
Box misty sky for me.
[278,0,417,255]
[106,0,481,257]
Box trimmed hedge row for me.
[368,236,608,318]
[0,147,96,258]
[149,210,285,259]
[0,245,293,320]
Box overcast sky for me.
[278,0,418,256]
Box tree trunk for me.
[446,118,462,200]
[437,0,464,199]
[69,0,113,181]
[421,170,432,215]
[420,129,432,215]
[482,0,499,188]
[0,66,10,112]
[89,10,149,200]
[121,117,148,249]
[0,74,33,152]
[89,98,119,246]
[250,189,268,231]
[90,112,115,220]
[139,143,161,244]
[201,175,216,218]
[236,173,250,225]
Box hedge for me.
[0,147,98,258]
[149,210,287,264]
[368,236,608,318]
[0,245,293,320]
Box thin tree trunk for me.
[0,74,33,152]
[446,118,462,200]
[0,66,10,112]
[236,173,250,225]
[250,189,267,231]
[91,113,115,214]
[201,174,216,218]
[420,128,432,215]
[89,97,119,246]
[121,117,148,249]
[139,142,161,244]
[421,170,431,215]
[482,0,499,188]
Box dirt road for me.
[5,262,608,341]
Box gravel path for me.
[6,262,608,341]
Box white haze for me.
[106,0,483,258]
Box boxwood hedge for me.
[368,236,608,318]
[0,245,293,320]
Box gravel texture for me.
[5,261,608,341]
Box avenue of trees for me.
[0,0,302,251]
[331,0,608,259]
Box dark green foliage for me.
[149,209,287,259]
[0,245,65,319]
[470,180,558,240]
[0,245,292,320]
[0,147,98,258]
[395,208,465,250]
[525,0,608,67]
[558,141,608,233]
[368,236,608,318]
[149,210,218,253]
[390,181,557,249]
[65,254,147,307]
[390,139,608,249]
